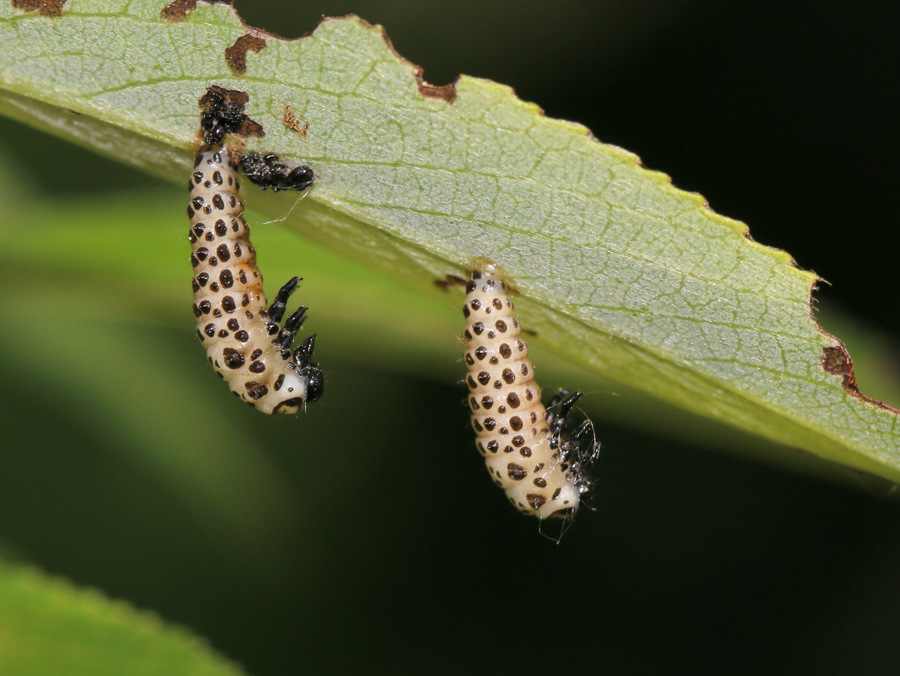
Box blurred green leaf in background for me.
[2,1,900,675]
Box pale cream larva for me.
[462,266,597,519]
[188,142,323,413]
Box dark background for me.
[2,1,900,674]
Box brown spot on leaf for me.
[225,33,267,76]
[417,81,457,103]
[822,344,898,412]
[12,0,67,17]
[159,0,196,21]
[282,106,308,138]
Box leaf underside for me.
[1,0,897,478]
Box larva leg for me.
[276,306,309,349]
[546,389,583,441]
[267,276,301,323]
[294,334,317,365]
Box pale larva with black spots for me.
[188,143,323,414]
[462,265,598,519]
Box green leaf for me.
[0,562,245,676]
[1,0,897,481]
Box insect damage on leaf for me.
[282,106,308,138]
[225,33,267,76]
[159,0,197,22]
[11,0,67,17]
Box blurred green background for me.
[2,0,900,674]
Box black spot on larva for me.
[493,380,503,390]
[510,416,523,431]
[204,323,216,337]
[499,343,512,359]
[191,196,204,209]
[507,393,520,408]
[219,269,234,288]
[530,412,538,423]
[245,382,268,400]
[197,272,209,286]
[517,340,525,352]
[217,243,231,262]
[192,223,206,238]
[480,395,493,409]
[533,463,545,473]
[526,494,546,510]
[241,294,251,307]
[226,318,239,331]
[475,347,487,361]
[497,405,507,414]
[249,361,266,374]
[464,329,473,341]
[190,254,199,268]
[198,300,212,315]
[462,306,470,318]
[492,298,502,310]
[235,330,249,342]
[487,440,499,453]
[472,419,483,432]
[231,219,240,232]
[499,426,509,435]
[470,299,481,311]
[502,368,516,384]
[512,435,524,447]
[507,464,527,480]
[233,242,243,257]
[521,364,529,376]
[534,477,547,488]
[192,278,200,292]
[274,374,285,390]
[207,256,218,266]
[212,170,223,185]
[503,445,514,453]
[223,348,245,369]
[495,320,507,333]
[221,296,236,313]
[467,375,477,389]
[212,193,225,210]
[195,247,209,261]
[218,329,229,338]
[477,371,490,386]
[552,488,561,500]
[465,280,477,293]
[525,389,534,401]
[209,282,220,292]
[238,270,248,285]
[470,397,479,411]
[473,322,485,335]
[483,418,496,431]
[205,231,215,242]
[213,309,222,318]
[250,348,263,359]
[214,219,227,236]
[520,446,532,457]
[465,353,474,366]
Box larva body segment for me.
[463,266,594,519]
[189,145,323,414]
